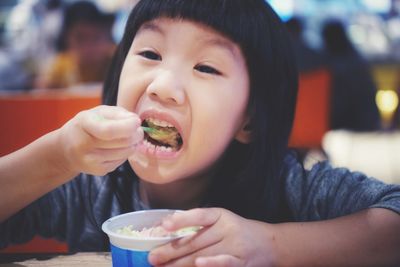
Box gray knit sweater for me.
[1,152,399,251]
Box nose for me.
[146,69,185,105]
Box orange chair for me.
[289,69,331,148]
[0,89,101,156]
[0,88,101,253]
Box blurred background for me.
[0,0,399,184]
[1,0,398,255]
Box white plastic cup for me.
[102,209,180,267]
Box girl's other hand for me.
[148,208,278,267]
[58,105,143,176]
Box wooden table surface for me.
[0,252,112,266]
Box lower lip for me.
[135,141,182,159]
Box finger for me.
[162,208,222,231]
[149,222,222,265]
[91,145,137,162]
[195,254,242,267]
[154,242,240,267]
[81,146,136,172]
[93,105,135,120]
[93,130,143,149]
[89,159,127,176]
[83,110,142,141]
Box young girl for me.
[1,0,400,266]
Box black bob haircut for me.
[102,0,298,222]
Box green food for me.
[142,121,181,148]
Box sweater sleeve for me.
[0,182,68,248]
[284,154,400,221]
[0,174,117,252]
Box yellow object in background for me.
[372,64,400,129]
[376,89,399,128]
[372,64,399,92]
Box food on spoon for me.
[142,119,182,150]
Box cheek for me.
[198,87,248,132]
[188,89,248,157]
[116,72,143,111]
[117,88,136,110]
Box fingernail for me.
[195,257,207,266]
[133,127,144,144]
[148,252,159,265]
[92,113,105,122]
[162,218,173,230]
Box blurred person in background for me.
[0,0,63,91]
[322,19,381,132]
[285,16,325,73]
[36,0,116,89]
[0,49,33,91]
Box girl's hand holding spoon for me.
[57,105,144,176]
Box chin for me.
[128,158,178,184]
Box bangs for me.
[129,0,272,50]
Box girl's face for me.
[117,18,249,184]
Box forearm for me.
[0,106,142,222]
[0,129,78,222]
[273,208,400,267]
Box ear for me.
[235,116,252,144]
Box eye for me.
[194,64,222,75]
[138,50,161,61]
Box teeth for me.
[143,139,174,152]
[146,118,174,128]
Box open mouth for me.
[142,118,183,151]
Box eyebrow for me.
[137,21,165,36]
[137,21,240,58]
[201,37,239,59]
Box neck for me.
[138,175,211,210]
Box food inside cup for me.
[117,225,168,237]
[117,225,200,238]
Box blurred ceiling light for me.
[388,19,400,39]
[96,0,139,12]
[361,0,391,13]
[349,24,366,45]
[267,0,294,21]
[376,89,399,124]
[349,22,389,56]
[368,31,389,53]
[6,1,32,32]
